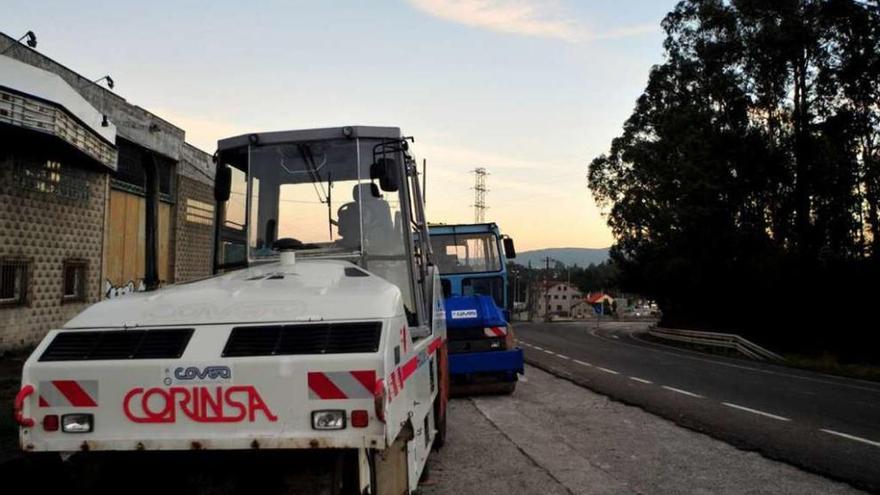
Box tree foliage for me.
[588,0,880,360]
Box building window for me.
[14,158,90,201]
[113,138,175,202]
[556,305,562,311]
[562,295,567,300]
[0,259,28,307]
[62,260,88,302]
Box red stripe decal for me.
[38,396,49,407]
[428,337,443,355]
[401,356,419,381]
[490,327,506,336]
[350,370,377,393]
[308,372,348,400]
[389,371,399,397]
[52,380,97,407]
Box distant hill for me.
[513,247,610,268]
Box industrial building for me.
[0,32,215,350]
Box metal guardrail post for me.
[647,327,784,362]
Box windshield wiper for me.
[298,144,328,204]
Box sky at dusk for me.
[4,0,676,251]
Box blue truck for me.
[428,223,524,394]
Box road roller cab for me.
[428,223,523,394]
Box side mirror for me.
[214,165,231,202]
[503,237,516,259]
[371,158,400,192]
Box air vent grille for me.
[39,329,193,361]
[223,322,382,357]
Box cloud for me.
[406,0,585,42]
[405,0,659,43]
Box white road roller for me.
[15,126,449,494]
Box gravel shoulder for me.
[424,365,862,495]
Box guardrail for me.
[647,326,785,362]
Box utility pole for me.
[472,168,488,223]
[543,256,552,322]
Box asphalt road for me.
[425,365,860,494]
[515,321,880,493]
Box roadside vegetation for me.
[588,0,880,366]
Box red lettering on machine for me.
[123,386,278,423]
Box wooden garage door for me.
[104,189,171,297]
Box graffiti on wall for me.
[104,279,145,299]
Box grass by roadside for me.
[641,332,880,383]
[781,353,880,383]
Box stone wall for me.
[0,154,108,349]
[174,175,215,282]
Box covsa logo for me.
[163,365,232,386]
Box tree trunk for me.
[793,48,812,255]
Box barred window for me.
[62,260,87,302]
[13,159,90,201]
[0,259,28,307]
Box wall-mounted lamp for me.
[23,31,37,48]
[101,115,109,127]
[93,75,114,89]
[1,30,37,54]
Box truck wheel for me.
[499,381,516,395]
[331,450,360,495]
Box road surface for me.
[515,321,880,492]
[424,364,860,494]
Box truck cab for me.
[428,223,523,394]
[16,126,448,495]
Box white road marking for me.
[820,429,880,448]
[557,354,571,360]
[532,346,544,351]
[611,335,619,339]
[662,386,703,398]
[573,359,592,367]
[722,402,790,421]
[629,377,652,384]
[597,367,620,375]
[543,350,555,355]
[615,331,880,395]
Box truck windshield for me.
[215,135,418,319]
[245,138,405,259]
[430,233,501,274]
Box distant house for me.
[569,292,615,319]
[536,281,582,318]
[586,292,614,306]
